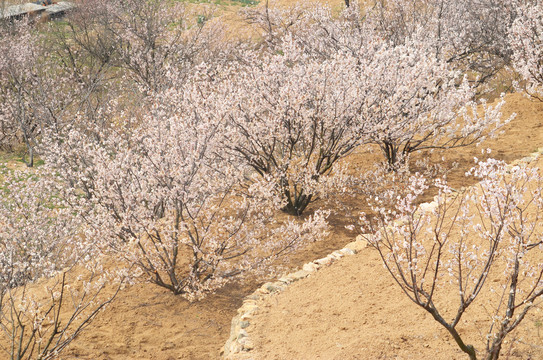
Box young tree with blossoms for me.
[510,2,543,101]
[248,0,519,85]
[0,22,42,166]
[243,1,375,61]
[369,0,519,85]
[361,159,543,360]
[42,75,329,300]
[225,37,367,215]
[242,3,509,173]
[0,0,228,167]
[0,169,123,359]
[63,0,228,95]
[358,39,510,169]
[0,19,114,167]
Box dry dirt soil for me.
[248,240,543,360]
[57,87,543,359]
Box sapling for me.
[510,2,543,101]
[361,159,543,359]
[0,169,123,359]
[42,77,329,300]
[225,37,366,215]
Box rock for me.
[303,262,319,272]
[241,339,255,351]
[245,294,261,301]
[522,156,533,164]
[258,282,273,294]
[340,247,356,255]
[240,320,250,329]
[223,339,233,357]
[419,201,438,213]
[238,303,258,316]
[290,269,311,280]
[256,287,269,295]
[278,276,292,284]
[229,341,242,354]
[314,256,334,266]
[265,282,284,293]
[331,250,344,259]
[230,314,241,333]
[237,329,249,340]
[345,239,367,252]
[241,303,259,313]
[239,336,255,351]
[240,313,253,321]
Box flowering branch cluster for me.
[0,169,123,359]
[41,76,330,300]
[369,0,520,85]
[239,3,509,176]
[0,0,227,166]
[510,2,543,101]
[223,37,366,215]
[361,159,543,360]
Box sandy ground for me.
[241,93,543,360]
[249,244,543,360]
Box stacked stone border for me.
[222,149,543,359]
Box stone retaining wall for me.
[223,237,368,359]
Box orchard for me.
[0,0,543,359]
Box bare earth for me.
[249,235,543,360]
[60,91,543,358]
